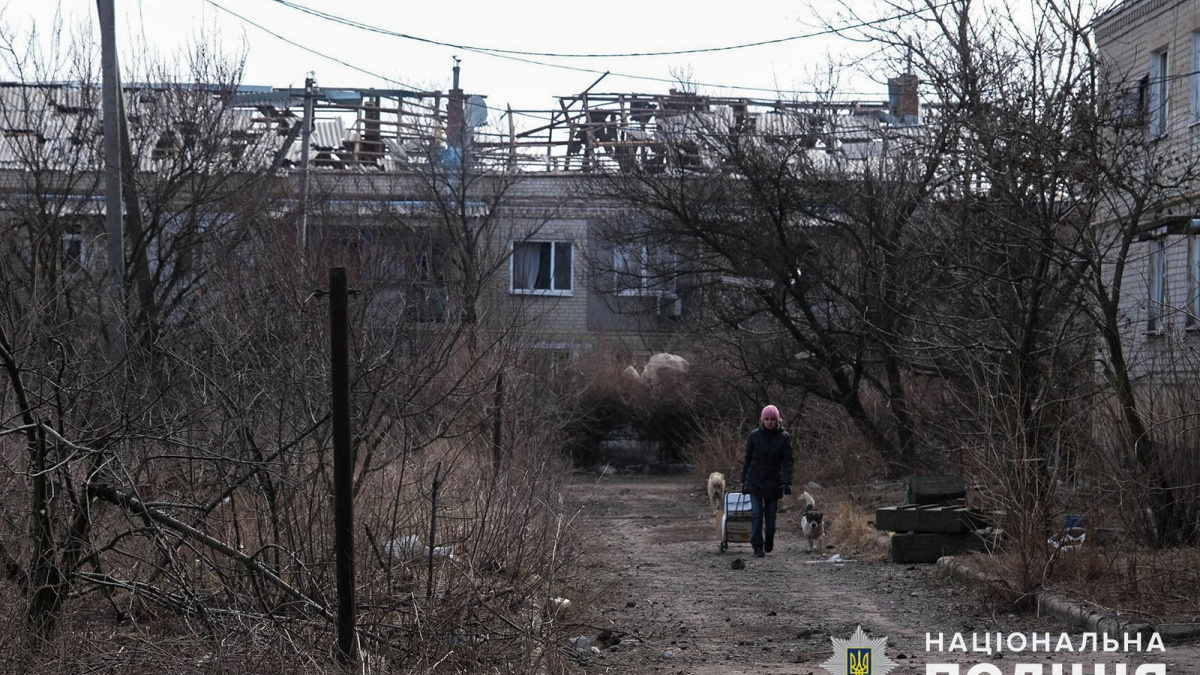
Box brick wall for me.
[1097,1,1200,380]
[487,175,649,352]
[503,217,591,338]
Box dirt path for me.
[567,474,1200,674]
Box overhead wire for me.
[197,0,849,136]
[179,0,1174,136]
[199,0,557,123]
[254,0,928,97]
[267,0,926,60]
[199,0,931,127]
[199,0,426,93]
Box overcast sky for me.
[4,0,894,118]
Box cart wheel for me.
[719,541,727,553]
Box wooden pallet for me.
[874,475,1006,563]
[875,504,994,534]
[906,475,967,505]
[890,531,999,564]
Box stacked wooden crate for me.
[875,476,1001,563]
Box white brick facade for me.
[1097,0,1200,381]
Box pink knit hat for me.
[760,405,780,420]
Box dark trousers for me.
[749,494,778,550]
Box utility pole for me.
[491,373,504,476]
[329,267,357,666]
[96,0,126,362]
[426,462,442,601]
[298,75,316,263]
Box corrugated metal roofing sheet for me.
[312,117,346,150]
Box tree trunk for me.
[1101,302,1180,545]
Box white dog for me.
[707,472,726,512]
[799,491,826,552]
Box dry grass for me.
[682,394,889,497]
[0,430,591,675]
[821,495,890,562]
[686,422,749,487]
[972,543,1200,623]
[946,475,1200,622]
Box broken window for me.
[1191,33,1200,124]
[1147,237,1167,333]
[511,241,572,294]
[61,232,86,268]
[613,244,677,296]
[153,130,178,160]
[1115,76,1151,128]
[1149,49,1169,137]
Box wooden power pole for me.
[329,268,357,666]
[96,0,126,362]
[298,76,316,263]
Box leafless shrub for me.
[825,497,889,562]
[0,21,595,671]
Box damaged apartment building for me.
[1094,0,1200,385]
[0,70,922,358]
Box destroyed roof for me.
[0,81,446,174]
[0,82,926,175]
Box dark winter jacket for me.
[741,425,794,499]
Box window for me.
[61,232,85,267]
[511,241,573,294]
[1124,75,1150,127]
[1191,34,1200,123]
[1148,238,1167,333]
[613,244,677,296]
[1149,49,1169,137]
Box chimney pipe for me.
[887,73,920,125]
[447,57,464,147]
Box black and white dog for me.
[799,491,826,552]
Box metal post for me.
[298,76,316,261]
[329,267,356,666]
[426,462,441,601]
[96,0,125,361]
[491,373,503,476]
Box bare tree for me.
[830,0,1200,546]
[0,26,585,671]
[590,88,956,472]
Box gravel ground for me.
[564,474,1200,674]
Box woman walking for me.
[741,405,794,557]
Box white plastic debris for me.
[1049,515,1087,550]
[386,536,456,560]
[1049,532,1085,550]
[385,535,425,559]
[805,553,855,564]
